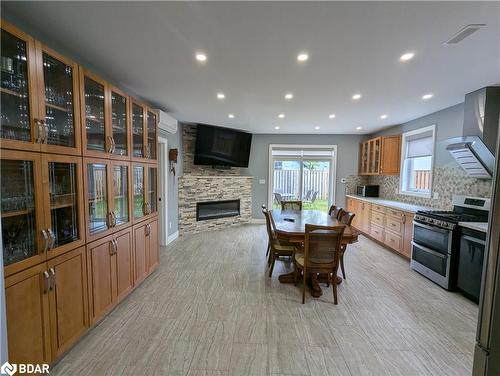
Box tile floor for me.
[50,224,478,375]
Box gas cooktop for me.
[416,210,482,223]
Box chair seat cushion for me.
[273,242,295,253]
[294,253,305,267]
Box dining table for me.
[272,209,360,297]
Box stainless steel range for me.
[411,195,490,289]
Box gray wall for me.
[242,134,364,218]
[159,129,183,236]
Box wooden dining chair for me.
[293,224,345,304]
[328,205,344,220]
[338,211,355,279]
[274,193,283,206]
[262,208,296,277]
[262,204,271,256]
[281,200,302,211]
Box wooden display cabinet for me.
[107,85,131,161]
[359,135,401,176]
[132,163,158,223]
[133,217,158,286]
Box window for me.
[399,125,436,198]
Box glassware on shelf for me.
[113,164,129,225]
[132,103,144,158]
[1,29,31,142]
[133,165,144,218]
[1,159,37,266]
[148,167,157,214]
[87,163,108,234]
[147,111,157,159]
[84,76,106,152]
[111,91,128,156]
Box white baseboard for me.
[250,218,265,224]
[167,231,179,245]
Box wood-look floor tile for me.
[190,340,232,371]
[269,344,310,375]
[228,343,269,376]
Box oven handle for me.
[462,235,486,246]
[411,241,447,259]
[413,220,451,234]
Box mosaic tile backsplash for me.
[346,166,492,210]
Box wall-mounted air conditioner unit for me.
[157,110,178,134]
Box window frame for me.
[398,124,436,198]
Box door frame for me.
[158,136,168,246]
[267,144,337,210]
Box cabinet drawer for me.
[386,208,404,219]
[372,204,386,213]
[386,216,403,234]
[384,230,402,252]
[371,211,385,226]
[370,224,384,242]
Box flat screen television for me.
[194,123,252,167]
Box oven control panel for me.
[414,214,456,230]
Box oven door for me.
[413,220,452,253]
[411,241,451,289]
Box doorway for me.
[268,145,336,212]
[158,137,168,246]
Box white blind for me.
[272,147,335,158]
[406,131,433,158]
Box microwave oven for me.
[356,185,379,197]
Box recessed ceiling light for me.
[297,53,309,62]
[422,93,434,100]
[228,114,234,118]
[278,114,285,119]
[329,114,336,119]
[356,126,363,131]
[274,126,280,130]
[195,53,207,62]
[400,52,415,62]
[284,93,294,100]
[217,93,225,100]
[380,114,388,119]
[314,126,321,130]
[352,94,362,100]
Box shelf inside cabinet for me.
[45,102,70,113]
[0,87,25,98]
[1,209,33,218]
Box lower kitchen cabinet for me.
[87,227,134,324]
[133,217,159,285]
[347,198,371,233]
[5,246,88,363]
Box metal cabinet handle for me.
[47,229,55,249]
[49,268,56,290]
[41,120,48,144]
[34,119,42,143]
[113,239,118,254]
[41,229,49,252]
[43,271,50,294]
[109,239,116,255]
[113,211,117,227]
[107,212,114,228]
[145,223,151,236]
[106,136,113,153]
[111,137,116,154]
[462,235,486,246]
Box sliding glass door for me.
[270,146,335,212]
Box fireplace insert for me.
[196,199,240,221]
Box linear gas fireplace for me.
[196,199,240,221]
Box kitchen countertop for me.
[458,222,488,233]
[345,194,432,213]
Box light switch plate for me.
[259,179,266,184]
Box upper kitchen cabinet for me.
[131,99,146,160]
[80,69,109,158]
[36,43,81,155]
[359,135,401,176]
[0,21,40,152]
[108,85,131,160]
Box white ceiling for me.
[3,1,500,134]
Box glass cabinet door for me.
[147,166,158,215]
[146,110,157,160]
[44,157,83,254]
[110,88,128,157]
[133,164,145,220]
[0,25,37,149]
[82,72,106,154]
[39,47,79,153]
[86,162,110,236]
[112,163,129,226]
[132,102,144,158]
[1,152,44,271]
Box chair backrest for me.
[281,200,302,211]
[274,193,283,204]
[329,205,344,220]
[310,191,318,203]
[304,224,345,268]
[340,211,355,226]
[262,207,275,243]
[303,189,313,201]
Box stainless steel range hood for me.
[446,87,500,179]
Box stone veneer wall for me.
[345,166,492,210]
[178,176,252,235]
[182,123,241,175]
